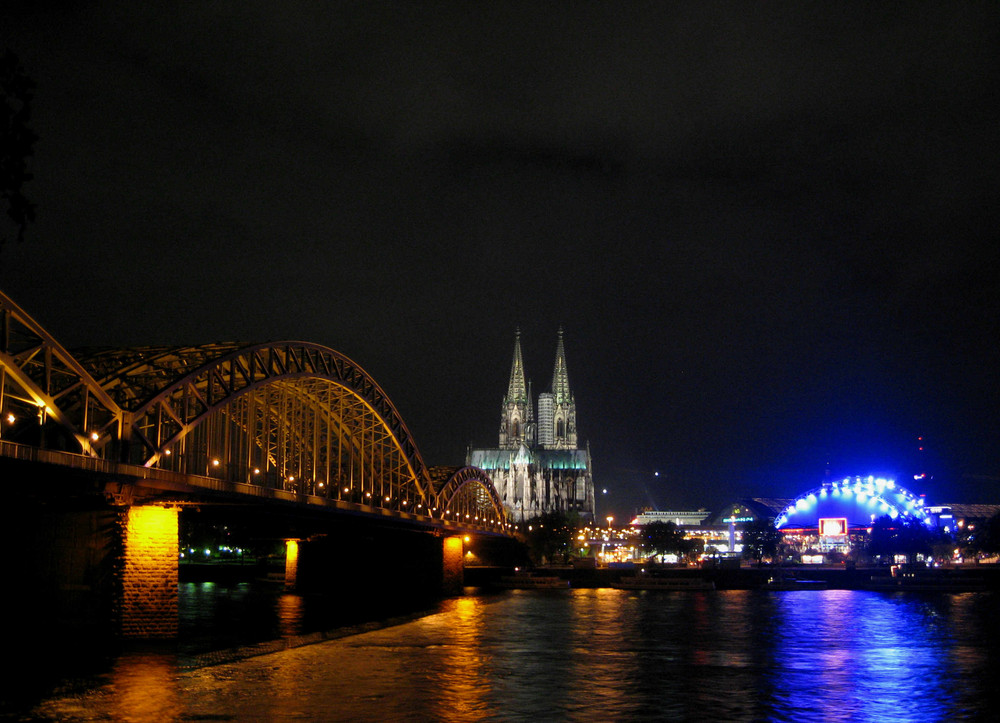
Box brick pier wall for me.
[442,535,464,596]
[121,506,179,638]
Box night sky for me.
[3,3,998,520]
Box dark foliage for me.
[638,520,692,560]
[968,512,1000,555]
[865,515,939,563]
[521,511,575,565]
[1,49,36,247]
[740,518,782,564]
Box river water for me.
[9,583,1000,721]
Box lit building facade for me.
[467,328,595,522]
[630,509,711,527]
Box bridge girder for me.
[0,290,124,454]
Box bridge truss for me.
[0,290,510,533]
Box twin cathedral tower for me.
[467,328,596,522]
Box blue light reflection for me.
[763,590,972,721]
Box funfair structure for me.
[774,476,930,533]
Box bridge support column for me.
[442,535,464,596]
[284,539,300,591]
[121,505,178,638]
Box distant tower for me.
[546,326,577,450]
[469,327,595,522]
[499,328,534,449]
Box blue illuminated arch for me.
[774,476,930,530]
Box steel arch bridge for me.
[0,289,510,533]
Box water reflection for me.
[277,593,305,638]
[433,596,489,721]
[763,590,979,722]
[19,587,1000,721]
[108,654,180,723]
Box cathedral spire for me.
[551,326,571,404]
[506,327,528,404]
[499,328,532,448]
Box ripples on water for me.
[16,585,1000,722]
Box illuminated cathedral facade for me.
[467,328,595,522]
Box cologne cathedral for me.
[467,328,596,522]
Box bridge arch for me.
[82,342,433,507]
[431,465,511,530]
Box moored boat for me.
[613,575,715,591]
[498,572,570,589]
[865,572,988,592]
[764,576,827,590]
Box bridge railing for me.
[0,440,512,533]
